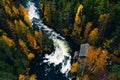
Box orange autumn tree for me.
[76,75,89,80]
[6,20,17,37]
[4,5,12,16]
[2,0,11,15]
[29,74,37,80]
[19,4,31,26]
[19,19,26,30]
[86,46,108,73]
[44,2,51,22]
[27,53,35,60]
[84,22,93,39]
[19,19,28,34]
[19,74,25,80]
[2,0,11,6]
[34,31,43,50]
[2,0,31,26]
[76,76,81,80]
[98,14,109,23]
[19,74,37,80]
[19,39,29,54]
[34,31,43,45]
[70,61,79,73]
[14,19,28,38]
[11,5,19,17]
[2,0,19,17]
[93,50,108,72]
[86,47,102,72]
[82,75,89,80]
[26,33,39,50]
[72,4,83,36]
[88,28,98,45]
[1,35,15,47]
[14,19,21,37]
[6,20,15,30]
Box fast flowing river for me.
[24,0,72,80]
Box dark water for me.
[29,54,68,80]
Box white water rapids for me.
[26,0,71,75]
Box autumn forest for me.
[0,0,120,80]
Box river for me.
[23,0,72,80]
